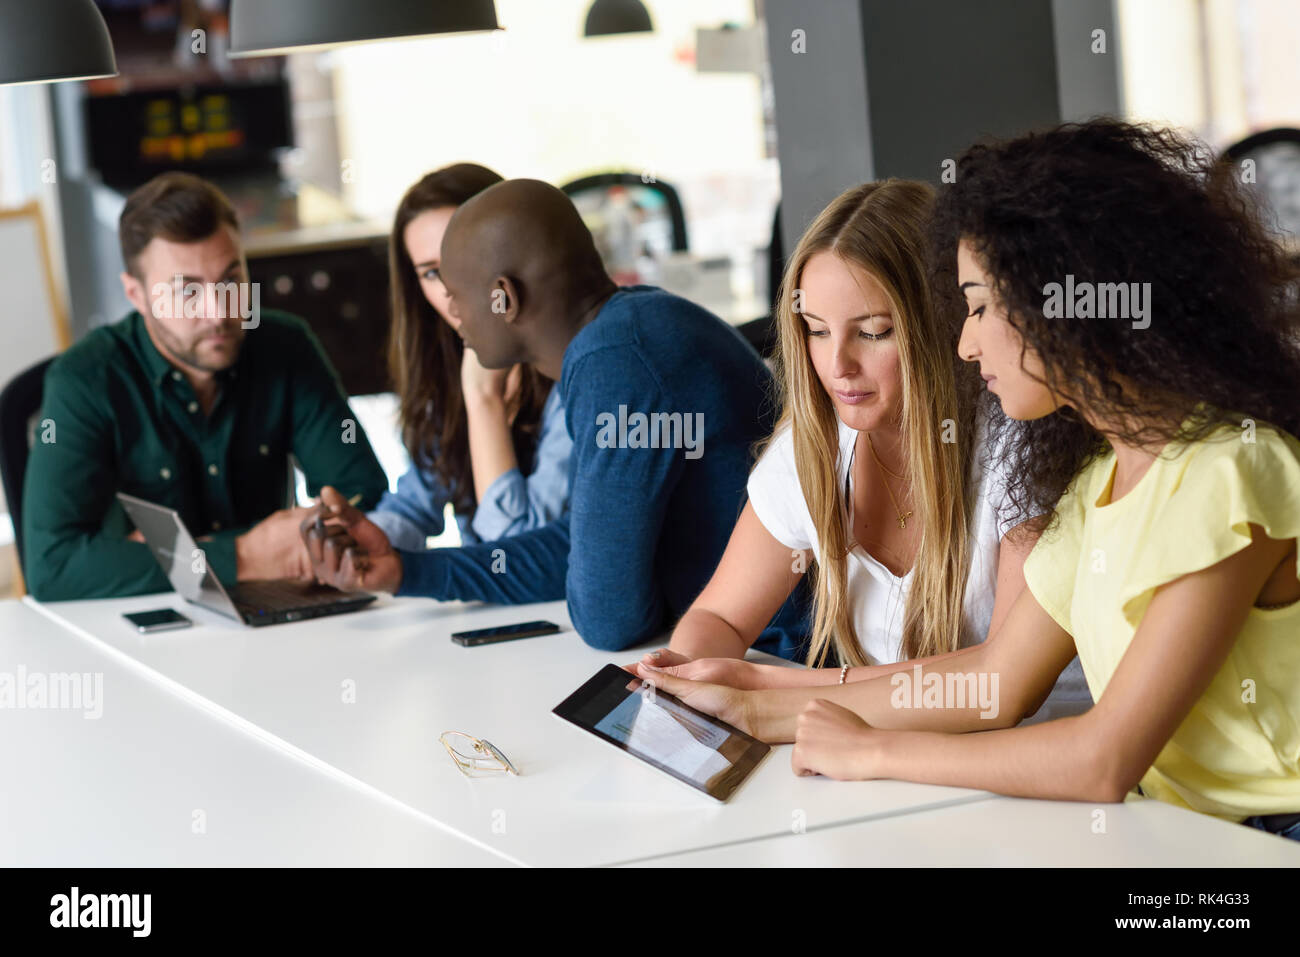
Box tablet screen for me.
[553,664,770,802]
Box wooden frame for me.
[0,200,71,350]
[0,200,71,598]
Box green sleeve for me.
[21,363,172,600]
[194,529,241,586]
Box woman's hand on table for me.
[790,699,881,780]
[632,662,756,737]
[627,649,792,691]
[620,647,694,675]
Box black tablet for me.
[553,664,771,803]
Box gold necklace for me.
[866,433,913,529]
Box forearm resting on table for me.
[746,640,987,697]
[667,612,834,688]
[671,615,981,690]
[750,644,1023,742]
[842,644,980,683]
[871,712,1124,803]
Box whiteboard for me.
[0,202,68,393]
[0,202,68,516]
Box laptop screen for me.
[116,493,242,620]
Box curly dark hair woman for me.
[929,118,1300,534]
[741,119,1300,825]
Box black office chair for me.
[0,356,56,576]
[560,171,689,252]
[1221,127,1300,261]
[735,202,784,360]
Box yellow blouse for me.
[1023,421,1300,820]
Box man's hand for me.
[299,486,402,593]
[235,506,315,581]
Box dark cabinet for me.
[247,235,391,395]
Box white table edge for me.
[604,791,1002,867]
[23,596,528,868]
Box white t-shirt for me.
[748,415,1091,723]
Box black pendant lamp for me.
[584,0,654,38]
[228,0,500,58]
[0,0,118,87]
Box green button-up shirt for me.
[22,308,388,600]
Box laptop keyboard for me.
[232,580,360,611]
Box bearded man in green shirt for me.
[22,172,387,600]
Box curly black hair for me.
[928,118,1300,535]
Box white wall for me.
[329,0,776,256]
[1118,0,1300,148]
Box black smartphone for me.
[123,608,193,633]
[451,620,561,646]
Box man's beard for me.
[149,315,243,373]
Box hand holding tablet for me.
[554,664,770,802]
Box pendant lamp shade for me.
[0,0,118,87]
[228,0,500,58]
[584,0,653,37]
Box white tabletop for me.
[627,795,1300,867]
[0,599,507,866]
[27,593,995,867]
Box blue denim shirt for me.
[393,286,811,657]
[367,385,571,549]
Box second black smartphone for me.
[450,620,561,646]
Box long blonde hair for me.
[768,180,979,667]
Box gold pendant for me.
[898,512,912,529]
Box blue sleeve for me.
[561,349,682,651]
[394,517,570,603]
[469,386,573,542]
[391,346,681,649]
[367,462,455,552]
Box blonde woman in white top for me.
[637,179,1088,722]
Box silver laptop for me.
[118,492,376,627]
